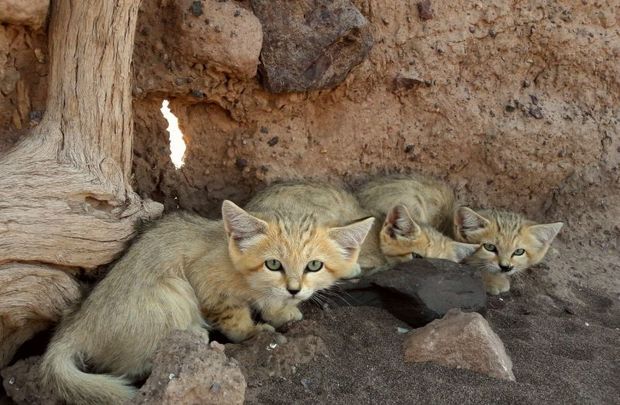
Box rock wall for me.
[1,0,618,235]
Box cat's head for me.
[379,204,478,263]
[222,200,374,303]
[454,207,563,275]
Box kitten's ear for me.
[452,242,479,262]
[454,207,490,240]
[384,204,421,238]
[528,222,563,246]
[329,217,375,259]
[221,200,268,251]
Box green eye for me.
[513,248,525,256]
[483,243,497,253]
[305,260,324,272]
[265,259,283,271]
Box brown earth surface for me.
[0,0,618,403]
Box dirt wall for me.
[1,0,618,244]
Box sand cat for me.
[246,181,475,274]
[454,207,563,295]
[356,175,478,265]
[40,201,372,405]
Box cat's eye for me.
[265,259,283,271]
[483,243,497,253]
[305,260,324,272]
[412,253,423,259]
[512,248,525,256]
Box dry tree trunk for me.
[0,0,162,367]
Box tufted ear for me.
[329,217,375,259]
[452,242,479,262]
[454,207,490,241]
[384,204,421,239]
[222,200,268,251]
[528,222,563,246]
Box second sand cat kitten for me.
[454,207,563,295]
[40,201,372,405]
[356,175,479,264]
[246,181,474,272]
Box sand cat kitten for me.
[246,181,474,274]
[454,207,563,295]
[357,175,478,264]
[41,201,372,405]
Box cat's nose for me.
[499,264,513,273]
[287,288,301,296]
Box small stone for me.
[417,0,433,21]
[234,10,241,17]
[34,48,45,63]
[529,94,539,105]
[469,26,476,33]
[168,373,176,380]
[191,89,205,98]
[8,377,15,385]
[267,136,279,146]
[396,327,410,334]
[301,378,311,389]
[529,106,544,119]
[210,341,226,352]
[404,309,515,381]
[235,158,248,170]
[190,1,204,16]
[268,342,278,350]
[505,102,516,112]
[210,383,221,393]
[404,144,414,153]
[260,126,269,134]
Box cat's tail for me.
[40,339,136,405]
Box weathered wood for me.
[0,0,162,365]
[0,264,81,368]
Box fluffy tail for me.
[40,341,136,405]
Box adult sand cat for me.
[246,181,475,273]
[356,175,478,264]
[454,207,563,295]
[40,201,372,405]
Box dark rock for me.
[337,259,487,327]
[417,0,434,21]
[267,136,279,146]
[393,71,431,90]
[404,144,415,153]
[251,0,373,93]
[259,126,269,134]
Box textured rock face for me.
[0,0,49,28]
[172,0,263,79]
[134,330,246,405]
[1,1,618,297]
[404,308,515,381]
[339,259,486,327]
[1,356,58,405]
[251,0,373,92]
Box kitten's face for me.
[222,201,374,304]
[380,205,478,263]
[454,207,563,275]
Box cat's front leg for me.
[259,300,303,329]
[206,304,274,343]
[482,272,511,295]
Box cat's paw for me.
[264,305,303,328]
[483,273,510,295]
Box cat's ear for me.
[454,207,490,240]
[384,204,421,239]
[222,200,268,251]
[452,242,479,262]
[329,217,375,259]
[528,222,563,246]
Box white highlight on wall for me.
[160,99,186,169]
